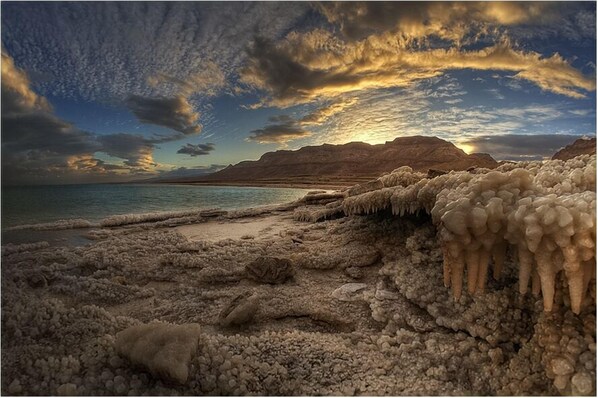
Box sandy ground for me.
[177,214,292,242]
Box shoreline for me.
[150,176,382,191]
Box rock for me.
[245,257,293,284]
[331,283,368,302]
[8,379,22,395]
[347,248,381,268]
[345,266,364,280]
[427,168,448,178]
[115,322,201,384]
[374,288,399,300]
[348,180,384,196]
[551,357,575,376]
[56,383,77,396]
[571,372,593,395]
[26,272,47,288]
[219,291,259,327]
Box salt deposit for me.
[1,154,595,395]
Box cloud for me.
[155,164,226,180]
[177,143,215,156]
[315,2,575,43]
[148,61,226,97]
[2,49,190,184]
[1,2,309,102]
[1,49,109,184]
[97,133,157,170]
[125,95,202,135]
[1,49,51,114]
[299,98,358,126]
[241,32,595,107]
[458,134,591,160]
[247,115,311,144]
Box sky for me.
[1,1,596,185]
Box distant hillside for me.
[161,136,497,187]
[552,137,596,161]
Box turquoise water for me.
[1,184,311,229]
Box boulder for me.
[115,322,201,384]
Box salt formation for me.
[344,155,596,314]
[245,256,294,284]
[1,156,595,396]
[115,322,201,383]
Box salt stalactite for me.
[342,155,596,314]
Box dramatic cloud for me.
[247,115,311,144]
[241,32,595,107]
[459,134,590,160]
[1,50,107,184]
[97,133,157,170]
[1,2,308,101]
[1,49,50,115]
[177,143,215,157]
[1,50,188,184]
[125,95,202,135]
[315,2,566,43]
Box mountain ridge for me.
[158,136,498,185]
[552,137,596,161]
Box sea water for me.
[2,184,312,230]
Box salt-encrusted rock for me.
[427,168,448,178]
[245,257,293,284]
[8,379,22,395]
[331,283,367,302]
[56,383,77,396]
[551,357,575,375]
[374,288,399,300]
[218,291,259,327]
[345,266,364,280]
[571,372,593,395]
[347,248,381,268]
[348,180,384,197]
[26,272,48,288]
[115,322,201,384]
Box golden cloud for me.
[1,49,51,114]
[299,97,358,126]
[316,2,563,43]
[241,30,595,107]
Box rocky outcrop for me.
[552,137,596,161]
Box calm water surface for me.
[2,184,312,229]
